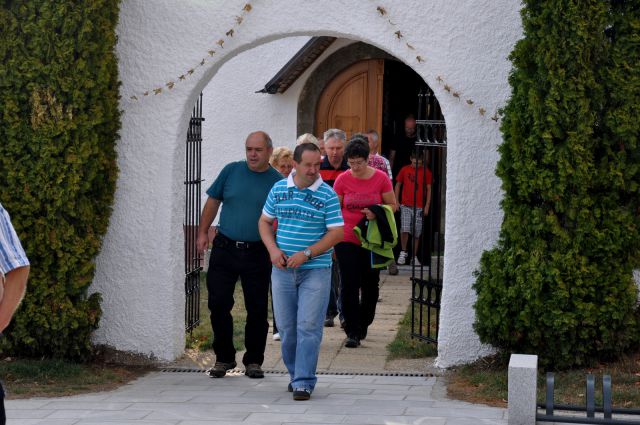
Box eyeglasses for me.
[347,159,367,167]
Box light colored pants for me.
[271,266,331,392]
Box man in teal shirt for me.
[197,131,282,379]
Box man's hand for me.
[286,251,308,269]
[269,248,288,269]
[197,198,221,254]
[196,232,209,254]
[423,206,430,216]
[0,266,28,333]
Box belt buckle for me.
[235,241,248,249]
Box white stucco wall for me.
[93,0,522,364]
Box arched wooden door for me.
[315,59,384,146]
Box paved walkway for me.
[6,372,507,424]
[175,267,437,373]
[5,269,509,424]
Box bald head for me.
[247,131,273,148]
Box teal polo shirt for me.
[207,161,282,242]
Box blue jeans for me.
[271,266,331,392]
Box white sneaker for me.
[397,251,408,265]
[413,257,421,266]
[273,333,281,341]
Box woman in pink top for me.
[333,135,397,348]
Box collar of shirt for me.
[286,170,324,192]
[320,155,349,171]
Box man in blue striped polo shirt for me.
[0,202,30,425]
[259,142,343,401]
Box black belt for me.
[215,232,262,250]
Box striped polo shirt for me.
[0,202,30,275]
[262,172,343,269]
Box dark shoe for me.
[287,382,293,392]
[388,261,399,275]
[208,361,237,378]
[345,337,360,348]
[293,388,311,400]
[244,363,264,379]
[324,317,335,327]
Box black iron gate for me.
[410,88,446,344]
[184,93,204,332]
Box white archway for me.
[92,0,522,365]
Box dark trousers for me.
[207,235,271,366]
[325,261,341,319]
[0,382,5,425]
[270,281,278,334]
[334,242,380,339]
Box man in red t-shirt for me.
[394,151,432,266]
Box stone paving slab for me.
[6,371,508,425]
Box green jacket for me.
[353,204,398,269]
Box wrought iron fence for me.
[537,372,640,424]
[410,88,446,344]
[184,93,204,333]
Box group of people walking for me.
[196,119,431,401]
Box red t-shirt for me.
[396,165,432,207]
[333,169,393,245]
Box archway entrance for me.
[95,0,518,366]
[175,38,445,371]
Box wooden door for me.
[315,59,384,148]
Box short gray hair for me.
[366,129,379,145]
[323,128,346,143]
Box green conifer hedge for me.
[0,1,120,359]
[474,1,640,368]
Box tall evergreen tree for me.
[0,1,120,359]
[474,0,640,368]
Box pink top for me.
[333,169,393,245]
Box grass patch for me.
[387,302,438,360]
[186,272,273,352]
[447,355,509,407]
[447,350,640,408]
[0,358,149,399]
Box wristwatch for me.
[303,248,312,260]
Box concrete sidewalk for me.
[6,371,507,424]
[6,269,508,424]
